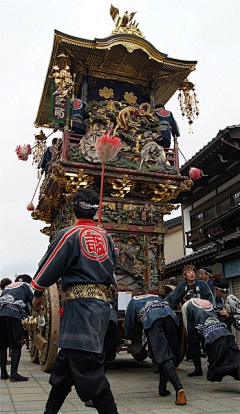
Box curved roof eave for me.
[55,29,197,66]
[35,29,197,127]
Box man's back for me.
[0,281,33,320]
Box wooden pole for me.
[98,162,105,225]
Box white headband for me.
[73,201,99,210]
[215,287,229,293]
[199,268,212,277]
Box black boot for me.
[93,389,118,414]
[159,369,171,396]
[10,348,28,382]
[44,388,69,414]
[162,361,186,405]
[188,355,203,377]
[95,403,118,414]
[213,364,239,382]
[44,398,65,414]
[0,347,9,380]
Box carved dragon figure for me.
[114,103,156,134]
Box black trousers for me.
[206,336,240,381]
[104,320,118,365]
[186,328,202,358]
[49,348,114,403]
[146,316,180,373]
[0,316,22,349]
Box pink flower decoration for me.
[26,202,35,211]
[189,167,202,180]
[96,130,121,163]
[15,144,32,161]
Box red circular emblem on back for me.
[73,100,82,109]
[193,298,212,309]
[158,109,170,117]
[80,227,108,262]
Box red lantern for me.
[189,167,202,181]
[26,202,35,211]
[15,144,32,161]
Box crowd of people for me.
[1,189,240,413]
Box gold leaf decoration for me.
[124,92,137,104]
[99,87,114,99]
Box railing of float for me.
[164,147,179,173]
[61,131,180,172]
[62,130,84,160]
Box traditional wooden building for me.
[164,216,184,265]
[165,124,240,343]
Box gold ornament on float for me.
[124,92,137,104]
[178,79,199,132]
[52,53,74,100]
[99,87,114,99]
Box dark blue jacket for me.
[155,108,180,145]
[165,279,214,310]
[125,295,179,336]
[31,218,119,352]
[0,282,34,320]
[182,298,233,346]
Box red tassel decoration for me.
[26,202,35,211]
[189,167,202,180]
[58,307,65,317]
[96,130,121,163]
[96,131,121,224]
[15,144,32,161]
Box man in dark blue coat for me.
[38,138,58,175]
[125,294,186,405]
[154,104,180,148]
[31,188,119,414]
[182,295,240,382]
[0,274,33,381]
[165,264,214,377]
[199,267,222,306]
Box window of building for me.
[203,205,216,222]
[231,190,240,206]
[216,197,231,215]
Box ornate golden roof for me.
[35,29,197,127]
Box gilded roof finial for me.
[110,4,144,38]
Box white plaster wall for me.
[165,228,184,264]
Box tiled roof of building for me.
[165,244,219,277]
[164,216,182,229]
[180,124,240,175]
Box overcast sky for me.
[0,0,239,280]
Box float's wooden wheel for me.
[28,310,39,363]
[36,284,60,372]
[26,284,61,371]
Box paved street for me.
[0,348,239,414]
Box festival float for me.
[21,5,199,371]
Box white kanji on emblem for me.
[80,228,108,262]
[85,232,106,256]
